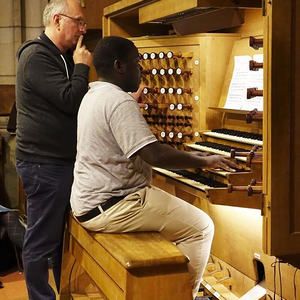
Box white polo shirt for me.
[70,81,157,216]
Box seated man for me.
[70,36,238,299]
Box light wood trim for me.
[207,188,262,209]
[66,216,193,300]
[262,0,271,254]
[69,217,128,289]
[197,0,262,8]
[139,0,262,24]
[125,264,193,300]
[208,107,254,115]
[71,238,125,300]
[104,0,158,17]
[139,0,198,24]
[263,0,300,255]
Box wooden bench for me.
[60,214,193,300]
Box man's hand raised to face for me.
[73,35,92,67]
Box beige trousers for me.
[78,186,214,299]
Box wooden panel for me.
[0,85,15,115]
[263,0,300,256]
[139,0,198,24]
[207,188,262,209]
[139,0,262,24]
[71,238,125,300]
[67,216,193,300]
[104,0,158,17]
[196,0,262,8]
[132,34,239,135]
[69,217,128,290]
[172,8,244,35]
[103,16,171,38]
[125,265,193,300]
[84,0,119,29]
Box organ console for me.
[130,32,268,298]
[77,2,300,300]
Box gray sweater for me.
[16,33,89,164]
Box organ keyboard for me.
[200,129,263,147]
[186,141,248,162]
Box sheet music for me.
[224,55,263,111]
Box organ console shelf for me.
[208,107,263,124]
[209,106,257,115]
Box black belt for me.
[75,196,124,222]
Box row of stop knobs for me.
[143,87,192,95]
[140,51,192,60]
[142,67,192,76]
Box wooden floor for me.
[0,268,60,300]
[0,269,27,300]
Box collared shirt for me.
[70,82,157,216]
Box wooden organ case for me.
[101,1,300,299]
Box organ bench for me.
[59,214,193,300]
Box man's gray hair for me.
[43,0,80,27]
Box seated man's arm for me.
[137,141,238,171]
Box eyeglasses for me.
[59,14,87,27]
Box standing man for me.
[15,0,92,299]
[70,36,239,299]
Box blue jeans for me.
[16,160,74,300]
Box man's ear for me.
[53,14,61,29]
[113,59,126,74]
